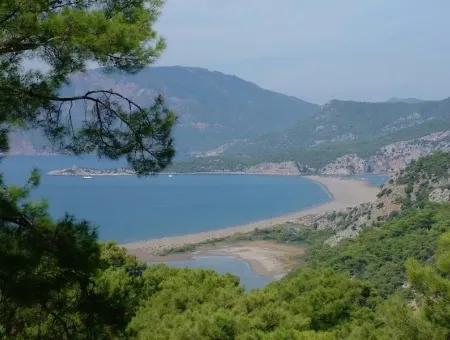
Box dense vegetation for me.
[397,151,450,184]
[172,100,450,172]
[224,99,450,159]
[1,1,449,338]
[2,157,450,338]
[306,204,450,297]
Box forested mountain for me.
[224,98,450,157]
[10,66,450,167]
[10,67,450,173]
[57,66,318,157]
[177,97,450,172]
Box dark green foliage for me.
[1,173,449,338]
[0,1,178,337]
[127,266,376,339]
[0,0,175,175]
[306,204,450,297]
[234,224,333,245]
[124,191,450,338]
[398,151,450,184]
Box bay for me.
[1,155,331,243]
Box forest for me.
[1,1,449,339]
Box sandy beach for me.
[125,176,380,273]
[132,240,307,278]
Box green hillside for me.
[175,98,450,171]
[61,67,319,156]
[225,98,450,156]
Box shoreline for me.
[140,241,307,279]
[47,166,392,178]
[124,176,380,265]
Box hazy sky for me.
[155,0,450,104]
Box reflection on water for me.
[167,255,272,290]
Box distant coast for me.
[47,167,302,177]
[124,175,380,276]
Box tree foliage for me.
[1,1,449,338]
[0,0,175,175]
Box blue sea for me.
[1,155,387,289]
[1,155,333,243]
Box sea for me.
[1,155,388,289]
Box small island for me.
[48,167,136,176]
[48,162,304,177]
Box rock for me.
[244,162,300,175]
[317,130,450,175]
[320,154,368,175]
[429,188,450,203]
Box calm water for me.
[2,155,388,289]
[168,255,272,290]
[1,155,331,243]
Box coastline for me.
[124,175,380,269]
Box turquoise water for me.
[1,156,331,243]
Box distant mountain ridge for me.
[7,66,450,172]
[8,66,318,156]
[61,66,319,157]
[211,97,450,166]
[386,97,424,104]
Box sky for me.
[155,0,450,104]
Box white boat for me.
[168,174,173,178]
[82,176,93,179]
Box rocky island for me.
[48,161,302,176]
[48,167,137,176]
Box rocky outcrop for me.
[244,162,300,176]
[317,130,450,175]
[48,167,136,176]
[300,152,450,246]
[319,154,369,175]
[429,188,450,203]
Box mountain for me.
[8,66,318,156]
[386,97,424,104]
[202,98,450,169]
[9,67,450,171]
[58,66,318,157]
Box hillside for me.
[295,151,450,245]
[177,98,450,173]
[8,67,318,156]
[224,98,450,156]
[63,67,317,156]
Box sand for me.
[131,240,306,278]
[125,175,380,277]
[124,176,379,255]
[200,241,306,278]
